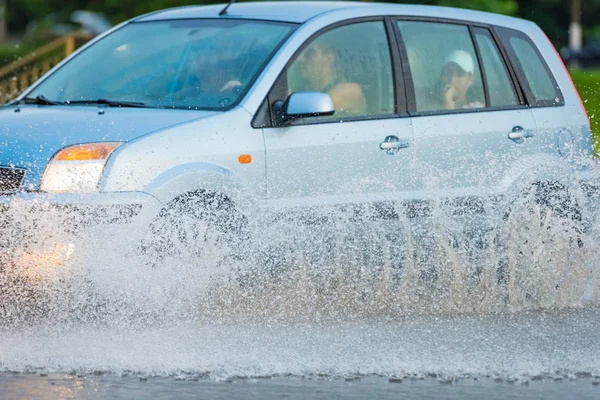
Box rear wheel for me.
[494,181,584,304]
[497,181,583,250]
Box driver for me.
[174,51,244,101]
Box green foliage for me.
[7,0,220,28]
[4,0,600,51]
[394,0,517,15]
[0,42,37,66]
[516,0,600,48]
[84,0,215,24]
[8,0,520,28]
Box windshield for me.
[27,19,295,110]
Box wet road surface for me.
[1,308,599,399]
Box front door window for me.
[282,21,395,121]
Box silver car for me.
[0,1,596,256]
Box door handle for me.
[380,135,410,155]
[508,126,534,143]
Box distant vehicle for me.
[0,1,596,256]
[561,41,600,68]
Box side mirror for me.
[273,92,335,124]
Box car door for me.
[261,20,415,211]
[395,20,538,201]
[495,27,592,170]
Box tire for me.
[493,181,584,302]
[141,191,248,266]
[497,181,583,248]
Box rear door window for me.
[496,27,564,107]
[472,27,519,107]
[396,21,485,113]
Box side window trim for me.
[468,25,491,108]
[495,26,564,108]
[472,26,522,108]
[257,16,401,129]
[389,18,417,114]
[384,17,408,115]
[489,25,527,106]
[251,97,272,129]
[393,17,527,116]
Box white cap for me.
[444,50,474,74]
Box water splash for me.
[0,170,599,380]
[1,182,598,324]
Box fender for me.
[142,162,260,215]
[498,153,582,200]
[98,105,264,215]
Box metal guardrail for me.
[0,31,92,104]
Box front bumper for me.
[0,191,164,230]
[0,191,164,280]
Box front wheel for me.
[141,191,248,267]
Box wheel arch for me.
[143,162,260,216]
[498,153,580,198]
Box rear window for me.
[496,27,563,107]
[397,21,485,113]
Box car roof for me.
[137,1,367,24]
[136,1,527,28]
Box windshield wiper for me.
[65,99,146,108]
[21,95,64,106]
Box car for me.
[0,1,596,262]
[561,40,600,69]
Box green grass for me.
[570,69,600,149]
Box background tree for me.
[0,0,6,41]
[6,0,600,48]
[6,0,519,30]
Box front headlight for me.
[40,142,123,193]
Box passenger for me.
[437,49,484,110]
[294,40,367,115]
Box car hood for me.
[0,105,217,189]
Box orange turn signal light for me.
[54,142,122,161]
[238,154,252,164]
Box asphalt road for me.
[1,373,600,399]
